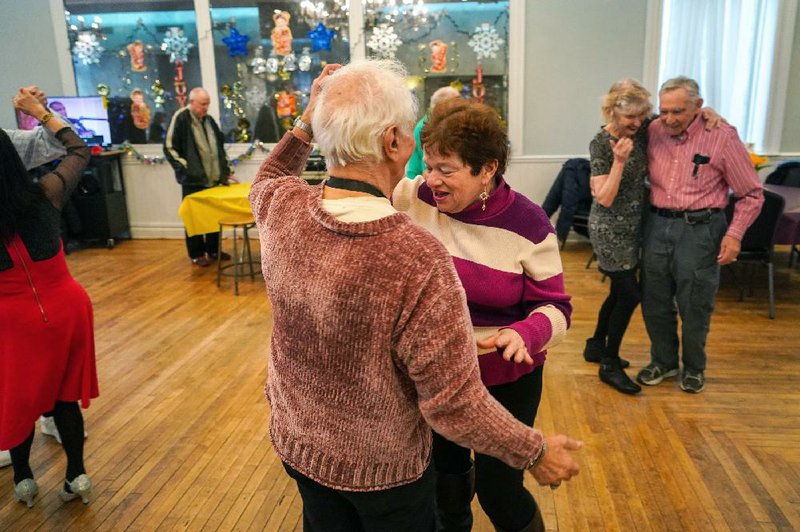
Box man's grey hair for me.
[659,76,701,101]
[312,59,417,168]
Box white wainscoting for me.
[121,146,797,239]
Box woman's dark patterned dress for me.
[588,125,649,274]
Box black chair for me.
[725,190,785,318]
[764,160,800,187]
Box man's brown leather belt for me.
[650,206,721,224]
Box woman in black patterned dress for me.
[585,79,652,394]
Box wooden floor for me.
[1,238,799,531]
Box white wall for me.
[0,0,68,129]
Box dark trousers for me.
[432,367,543,531]
[641,211,727,373]
[592,270,641,359]
[182,184,220,259]
[283,462,436,532]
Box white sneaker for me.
[0,450,11,468]
[39,416,89,443]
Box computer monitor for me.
[15,95,113,147]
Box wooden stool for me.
[216,216,259,295]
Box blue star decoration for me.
[223,27,250,58]
[307,22,336,52]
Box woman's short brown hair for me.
[420,99,508,179]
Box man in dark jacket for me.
[164,87,233,266]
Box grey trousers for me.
[641,211,727,373]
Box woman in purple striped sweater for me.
[393,99,572,532]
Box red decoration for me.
[471,64,485,103]
[174,60,187,107]
[429,40,448,73]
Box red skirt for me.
[0,235,99,450]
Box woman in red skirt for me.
[0,88,98,507]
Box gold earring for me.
[479,188,490,211]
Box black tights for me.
[10,401,86,484]
[592,271,641,359]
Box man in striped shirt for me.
[638,76,763,393]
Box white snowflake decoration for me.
[73,32,104,65]
[367,24,403,60]
[468,23,504,61]
[161,27,193,63]
[245,81,268,113]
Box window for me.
[363,0,510,121]
[61,0,513,144]
[658,0,780,151]
[209,0,351,143]
[64,1,201,145]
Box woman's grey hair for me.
[659,76,700,101]
[312,59,417,168]
[600,78,652,123]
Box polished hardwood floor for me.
[1,238,798,531]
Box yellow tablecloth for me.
[178,183,253,237]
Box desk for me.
[764,184,800,246]
[178,183,252,237]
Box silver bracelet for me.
[525,440,547,470]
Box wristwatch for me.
[293,116,313,138]
[39,111,53,125]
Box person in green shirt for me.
[405,86,460,179]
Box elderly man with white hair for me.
[249,60,581,531]
[406,85,461,179]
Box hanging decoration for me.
[283,52,298,72]
[271,11,293,56]
[66,13,107,65]
[151,80,166,109]
[307,22,336,52]
[229,140,271,167]
[122,142,166,164]
[232,118,251,143]
[266,50,280,75]
[276,90,298,119]
[221,83,247,121]
[363,0,441,43]
[251,45,268,75]
[367,24,403,59]
[471,64,485,104]
[174,61,187,107]
[298,47,313,72]
[73,31,105,65]
[222,27,250,58]
[467,22,504,61]
[298,0,349,32]
[161,27,193,63]
[245,81,268,113]
[127,40,147,72]
[428,39,448,73]
[130,88,151,131]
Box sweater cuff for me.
[507,305,568,354]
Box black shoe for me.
[208,251,232,261]
[599,359,641,394]
[584,338,629,368]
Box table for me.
[763,184,800,246]
[178,183,252,237]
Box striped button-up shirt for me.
[647,115,763,240]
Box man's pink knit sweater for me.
[250,133,543,492]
